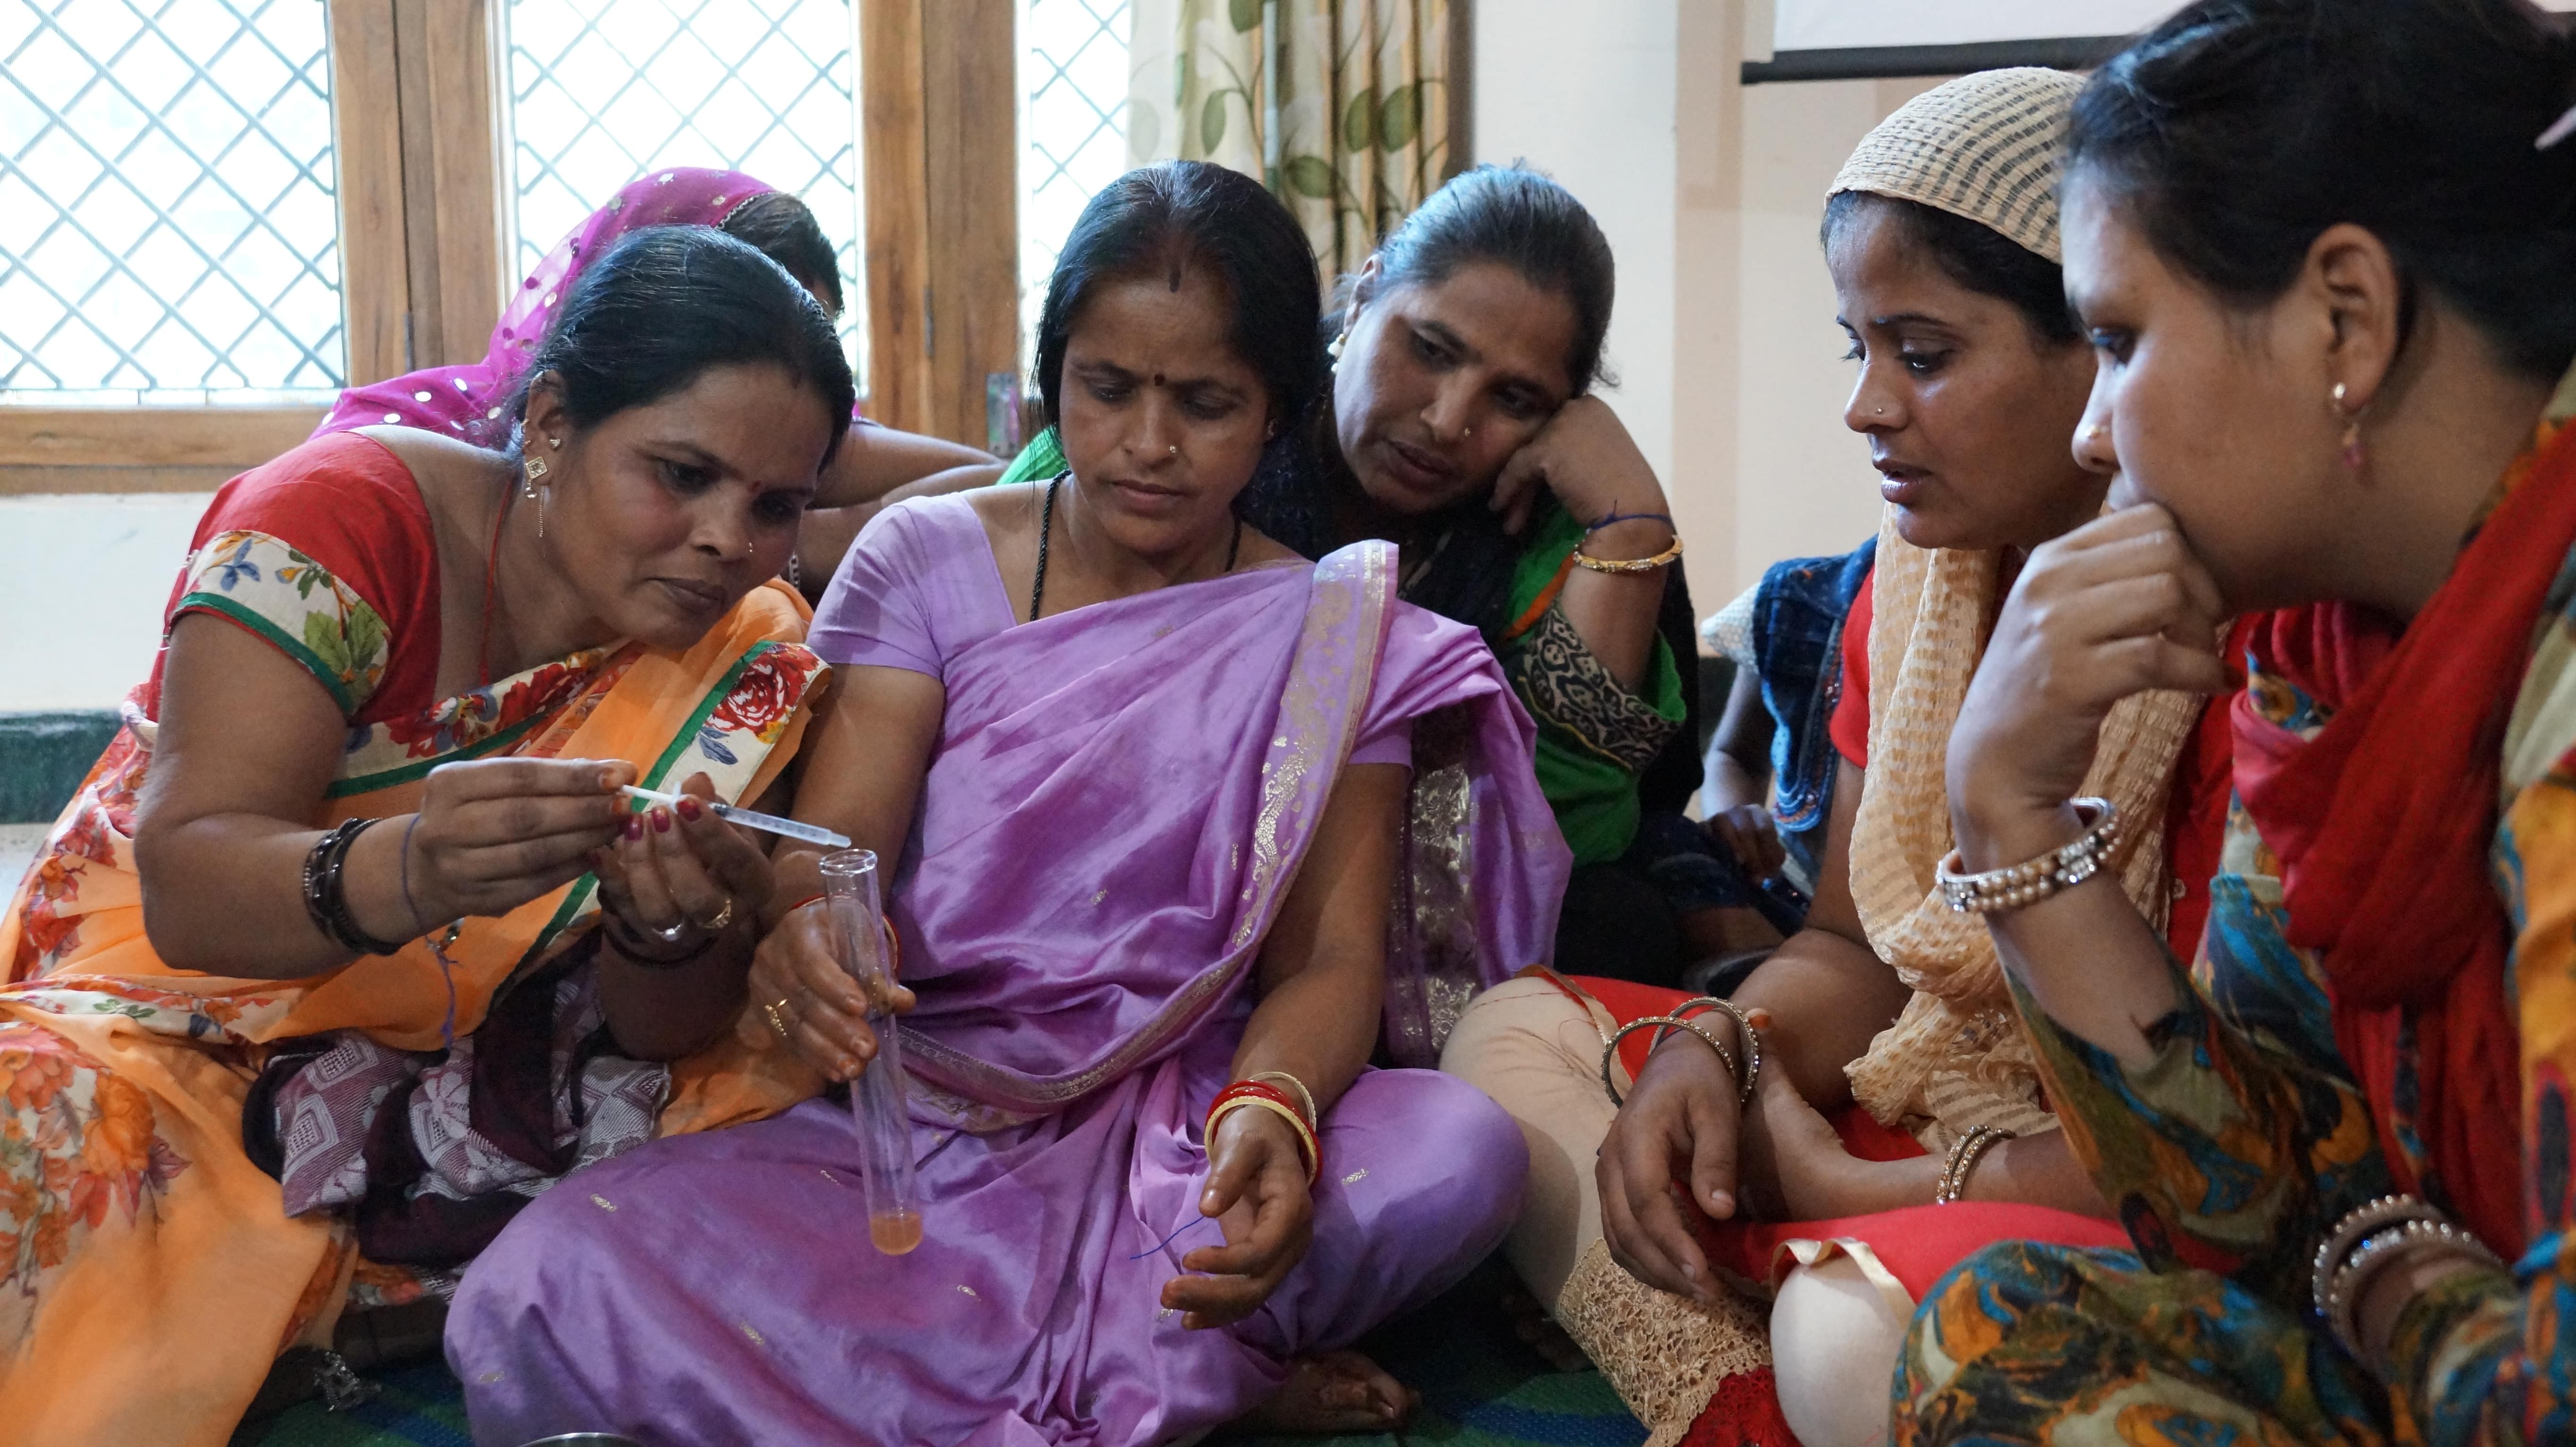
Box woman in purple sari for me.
[448,162,1570,1443]
[316,166,1000,593]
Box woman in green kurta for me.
[1007,164,1713,984]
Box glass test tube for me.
[818,848,921,1255]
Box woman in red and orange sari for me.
[0,225,851,1445]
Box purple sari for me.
[447,516,1568,1445]
[314,168,772,446]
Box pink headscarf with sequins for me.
[314,167,773,449]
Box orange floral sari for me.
[0,579,828,1447]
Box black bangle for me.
[301,819,411,958]
[1585,508,1674,533]
[598,911,715,970]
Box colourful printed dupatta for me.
[2233,391,2576,1261]
[0,580,824,1447]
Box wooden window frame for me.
[0,0,507,497]
[860,0,1022,449]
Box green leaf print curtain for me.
[1126,0,1454,281]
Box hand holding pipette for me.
[618,785,849,848]
[592,774,772,954]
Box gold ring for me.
[763,996,794,1039]
[690,896,736,933]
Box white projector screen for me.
[1752,0,2576,81]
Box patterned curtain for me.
[1126,0,1454,282]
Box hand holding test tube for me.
[819,849,921,1255]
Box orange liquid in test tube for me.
[821,849,922,1257]
[870,1209,924,1255]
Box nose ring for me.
[1168,445,1179,457]
[2086,422,2110,442]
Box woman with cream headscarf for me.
[1441,69,2247,1447]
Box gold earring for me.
[2332,383,2365,470]
[522,456,547,495]
[538,485,548,539]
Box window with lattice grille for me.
[1017,0,1127,367]
[504,0,865,378]
[0,0,343,406]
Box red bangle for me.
[781,893,828,918]
[1206,1081,1320,1185]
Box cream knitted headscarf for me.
[1829,70,2208,1149]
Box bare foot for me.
[1237,1350,1419,1435]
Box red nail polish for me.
[678,797,703,821]
[625,816,644,841]
[652,810,671,834]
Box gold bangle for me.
[1245,1071,1317,1126]
[1207,1094,1320,1185]
[1571,533,1683,574]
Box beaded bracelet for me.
[1933,798,2121,914]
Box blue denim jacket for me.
[1753,539,1877,889]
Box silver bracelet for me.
[2311,1195,2503,1362]
[1674,996,1763,1105]
[1934,798,2120,914]
[1934,1125,2015,1205]
[1600,1015,1738,1107]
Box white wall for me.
[1721,74,1944,592]
[1474,0,1680,501]
[0,494,203,711]
[1478,0,1924,611]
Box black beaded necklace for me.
[1027,473,1243,623]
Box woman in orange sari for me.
[0,224,852,1444]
